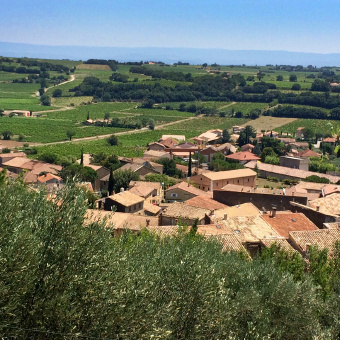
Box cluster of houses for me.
[2,125,340,259]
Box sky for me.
[1,0,339,53]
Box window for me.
[238,180,240,183]
[216,183,218,187]
[248,178,249,182]
[171,193,178,198]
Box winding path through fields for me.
[35,74,76,97]
[34,115,203,146]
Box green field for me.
[279,119,340,136]
[34,117,248,158]
[0,58,340,157]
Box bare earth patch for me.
[0,140,36,148]
[76,64,111,71]
[241,116,297,132]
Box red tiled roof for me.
[225,151,260,161]
[262,213,318,238]
[323,137,336,143]
[37,173,62,183]
[299,149,321,158]
[166,181,210,197]
[185,195,227,210]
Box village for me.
[2,123,340,260]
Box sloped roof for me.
[85,210,158,229]
[161,135,185,141]
[323,137,336,143]
[225,151,260,161]
[289,229,340,255]
[37,173,62,183]
[206,233,247,252]
[241,143,255,149]
[260,238,298,254]
[166,181,210,197]
[143,150,169,158]
[161,202,210,220]
[220,183,309,198]
[143,201,162,215]
[216,215,280,243]
[185,195,227,210]
[176,164,189,173]
[261,212,318,238]
[212,203,260,218]
[107,191,144,207]
[308,193,340,216]
[299,149,321,158]
[0,152,26,159]
[129,185,154,198]
[200,169,257,181]
[159,138,178,148]
[129,181,161,190]
[245,161,340,183]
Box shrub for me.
[107,134,119,146]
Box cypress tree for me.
[188,151,192,177]
[108,169,114,195]
[80,147,84,166]
[87,111,90,120]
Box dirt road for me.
[34,115,203,146]
[35,74,76,97]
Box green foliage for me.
[304,175,330,183]
[66,129,76,141]
[321,142,334,155]
[107,134,119,146]
[1,130,13,140]
[52,88,62,97]
[111,169,139,192]
[37,152,59,164]
[261,147,277,162]
[259,243,305,281]
[2,181,340,337]
[40,94,51,106]
[144,173,175,189]
[156,158,183,178]
[1,148,10,154]
[222,129,230,143]
[209,153,244,171]
[265,155,280,165]
[59,164,98,183]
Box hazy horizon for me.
[2,0,340,54]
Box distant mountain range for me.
[1,41,340,67]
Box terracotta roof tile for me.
[185,195,227,210]
[262,213,318,238]
[166,181,210,197]
[199,169,257,181]
[225,151,260,161]
[107,191,144,207]
[245,161,340,183]
[161,202,211,220]
[289,229,340,255]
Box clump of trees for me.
[2,180,340,338]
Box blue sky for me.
[1,0,339,53]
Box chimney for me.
[120,187,125,193]
[271,208,277,218]
[146,219,150,227]
[316,206,320,212]
[224,213,228,220]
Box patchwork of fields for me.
[1,58,340,160]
